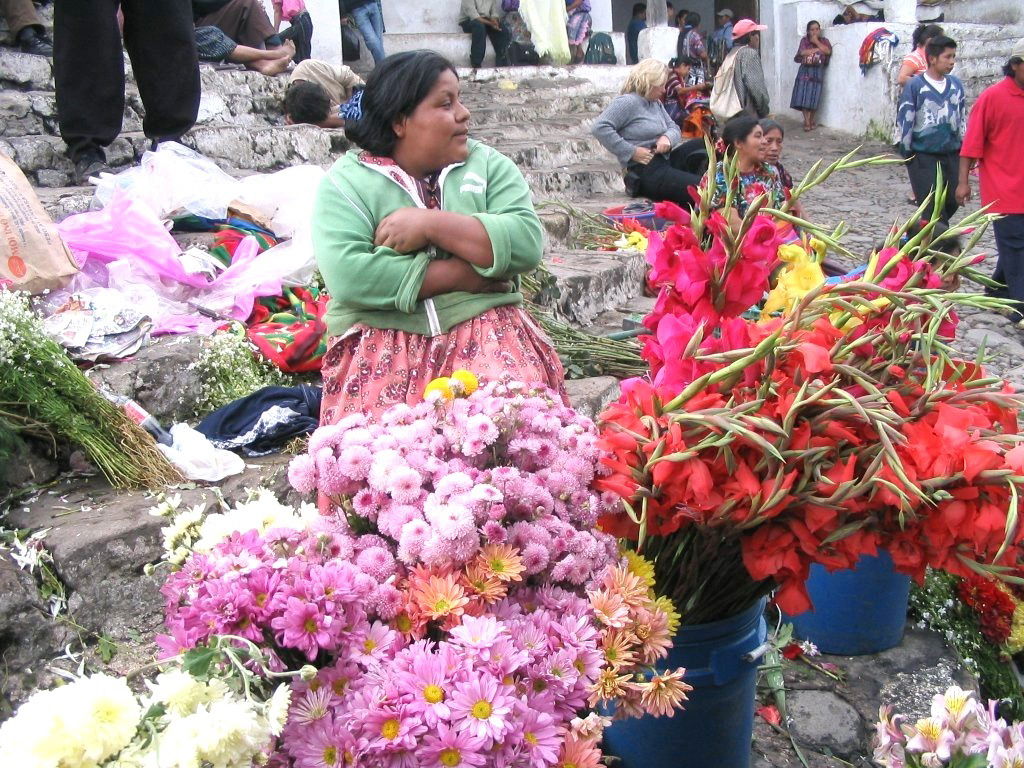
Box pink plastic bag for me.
[56,192,210,288]
[197,236,305,321]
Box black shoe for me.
[73,149,112,185]
[17,27,53,57]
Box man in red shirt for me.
[957,38,1024,319]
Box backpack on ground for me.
[709,47,743,121]
[584,32,617,64]
[507,40,540,65]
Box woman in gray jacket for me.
[591,59,706,207]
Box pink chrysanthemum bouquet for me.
[160,380,689,767]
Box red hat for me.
[732,18,767,39]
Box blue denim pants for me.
[350,2,385,64]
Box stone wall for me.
[760,0,1024,136]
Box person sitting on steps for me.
[194,24,295,75]
[1,0,52,56]
[192,0,303,58]
[459,0,509,69]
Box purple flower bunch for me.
[281,587,605,768]
[288,381,620,587]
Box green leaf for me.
[182,645,221,678]
[98,634,117,664]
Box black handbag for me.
[341,22,361,62]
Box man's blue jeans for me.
[351,3,385,64]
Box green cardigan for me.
[312,140,544,337]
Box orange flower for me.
[476,543,526,583]
[638,668,691,717]
[556,734,603,768]
[410,572,470,621]
[600,629,638,672]
[587,588,629,628]
[587,668,635,708]
[462,561,509,604]
[601,564,651,609]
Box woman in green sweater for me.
[312,51,566,422]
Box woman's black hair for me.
[684,11,700,28]
[759,118,784,138]
[721,114,760,149]
[1004,56,1023,78]
[344,50,457,156]
[632,2,646,15]
[734,32,754,46]
[912,23,943,49]
[805,19,820,35]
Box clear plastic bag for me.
[157,423,245,482]
[92,142,239,220]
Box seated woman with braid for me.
[312,51,566,425]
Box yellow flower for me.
[449,369,479,396]
[654,595,681,635]
[622,550,656,589]
[809,237,826,262]
[424,377,454,401]
[762,257,825,319]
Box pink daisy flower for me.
[419,723,487,768]
[450,675,514,744]
[288,718,354,768]
[363,704,426,753]
[356,621,399,666]
[516,709,561,768]
[271,596,333,660]
[399,649,453,727]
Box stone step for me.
[543,247,647,327]
[384,32,628,70]
[524,162,624,202]
[471,112,598,143]
[499,137,606,172]
[0,50,617,127]
[2,123,348,186]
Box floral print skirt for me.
[319,305,568,426]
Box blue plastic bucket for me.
[603,598,767,768]
[787,550,910,655]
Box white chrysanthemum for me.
[193,697,270,768]
[149,711,203,768]
[193,489,307,552]
[0,687,75,767]
[146,669,209,716]
[30,674,142,767]
[266,684,292,737]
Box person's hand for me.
[654,135,672,154]
[632,146,654,165]
[375,207,434,253]
[443,258,512,294]
[955,181,972,206]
